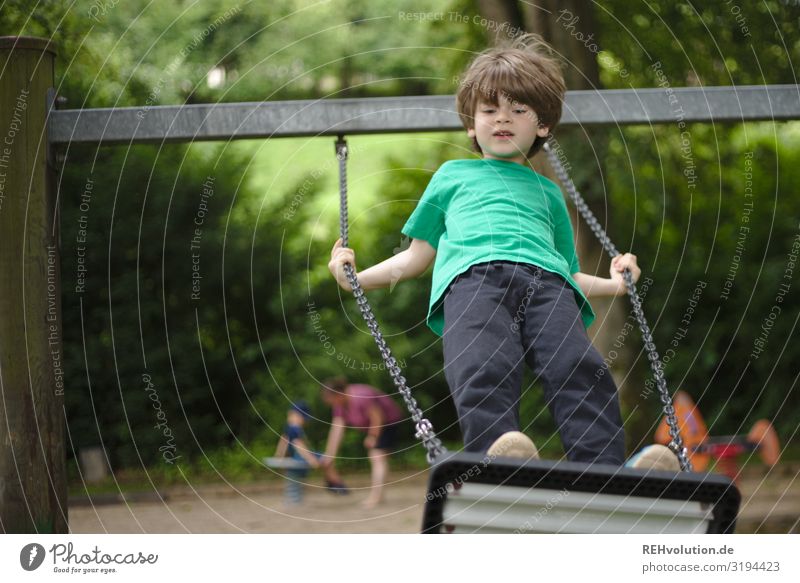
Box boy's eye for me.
[514,108,528,114]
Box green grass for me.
[68,437,439,497]
[191,131,467,221]
[67,430,565,497]
[70,432,798,497]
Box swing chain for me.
[336,137,446,464]
[544,141,693,472]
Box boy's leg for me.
[285,469,304,504]
[363,448,388,508]
[363,425,394,507]
[519,265,625,465]
[442,262,525,453]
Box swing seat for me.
[263,457,311,471]
[422,452,740,534]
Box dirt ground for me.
[68,469,430,534]
[68,464,799,534]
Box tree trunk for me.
[475,0,525,42]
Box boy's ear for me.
[467,127,476,138]
[537,125,550,138]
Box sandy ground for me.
[68,469,430,534]
[68,465,799,534]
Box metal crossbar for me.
[49,85,800,146]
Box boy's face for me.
[468,95,549,165]
[287,410,305,426]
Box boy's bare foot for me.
[626,444,681,472]
[487,431,539,460]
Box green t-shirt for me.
[401,157,595,336]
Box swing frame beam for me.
[50,84,800,145]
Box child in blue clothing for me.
[273,401,320,504]
[329,35,678,471]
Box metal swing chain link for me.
[544,141,692,472]
[335,137,445,463]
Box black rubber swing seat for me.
[421,452,741,534]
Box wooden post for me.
[0,36,66,533]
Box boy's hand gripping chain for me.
[543,141,692,472]
[335,137,445,463]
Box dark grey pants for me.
[442,261,625,465]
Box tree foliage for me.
[2,0,798,472]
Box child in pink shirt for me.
[321,377,403,508]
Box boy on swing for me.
[329,34,678,471]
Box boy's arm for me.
[291,438,320,468]
[321,416,347,466]
[329,237,436,292]
[362,405,385,450]
[573,253,641,298]
[274,435,288,457]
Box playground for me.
[2,1,800,546]
[67,464,798,534]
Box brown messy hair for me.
[456,34,566,158]
[321,376,348,395]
